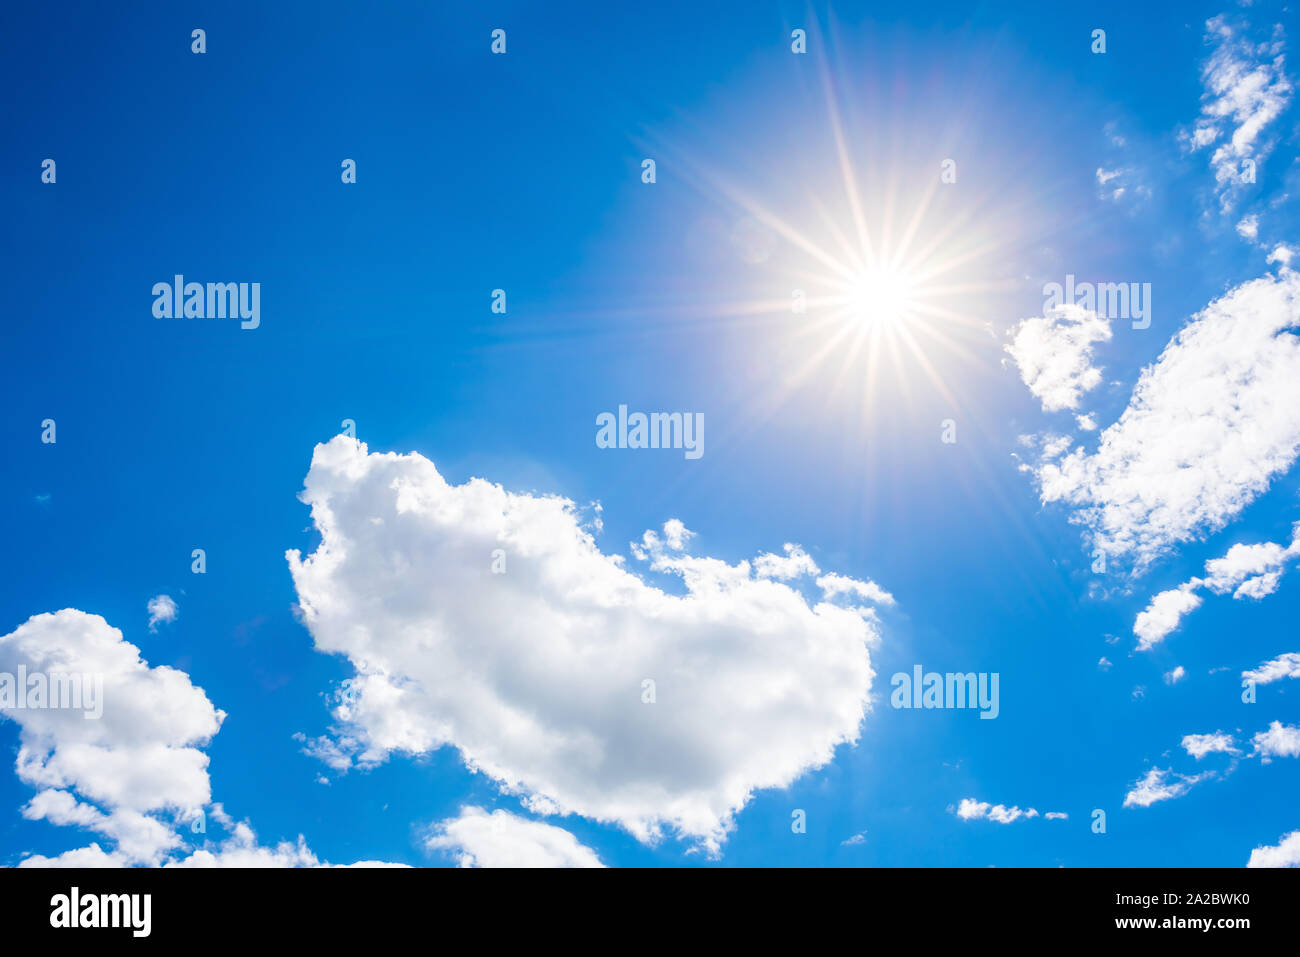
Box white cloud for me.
[815,571,896,607]
[841,829,868,846]
[1268,244,1295,266]
[1044,812,1069,820]
[1043,434,1073,459]
[1133,524,1298,649]
[753,543,819,580]
[1248,830,1300,867]
[661,519,692,551]
[1234,571,1282,598]
[1237,214,1260,240]
[1134,587,1203,651]
[1163,665,1187,685]
[146,595,177,633]
[1005,305,1112,412]
[1181,731,1239,759]
[955,799,1039,823]
[287,437,891,855]
[1251,721,1300,761]
[18,843,130,868]
[425,807,603,868]
[165,821,319,868]
[1034,270,1300,575]
[292,731,356,771]
[1094,167,1151,204]
[3,610,398,868]
[164,808,404,868]
[0,610,222,817]
[1122,767,1212,808]
[1243,651,1300,684]
[1203,539,1294,593]
[21,790,179,865]
[1184,15,1293,213]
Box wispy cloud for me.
[1123,767,1214,808]
[1183,15,1294,214]
[1133,523,1299,649]
[954,799,1064,824]
[1031,271,1300,575]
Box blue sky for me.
[1,0,1298,867]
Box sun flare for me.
[627,16,1026,439]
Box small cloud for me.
[1251,721,1300,762]
[1094,167,1151,205]
[1242,652,1300,685]
[425,806,604,868]
[1005,305,1112,413]
[294,730,358,772]
[1135,586,1203,651]
[841,830,868,846]
[1098,656,1113,671]
[1135,527,1300,650]
[661,519,693,551]
[955,799,1038,824]
[1267,244,1294,266]
[146,594,178,633]
[1164,665,1187,685]
[1123,767,1213,808]
[753,543,819,580]
[1182,731,1239,759]
[816,572,895,607]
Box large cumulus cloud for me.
[287,437,891,853]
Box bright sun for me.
[842,267,918,329]
[632,22,1020,426]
